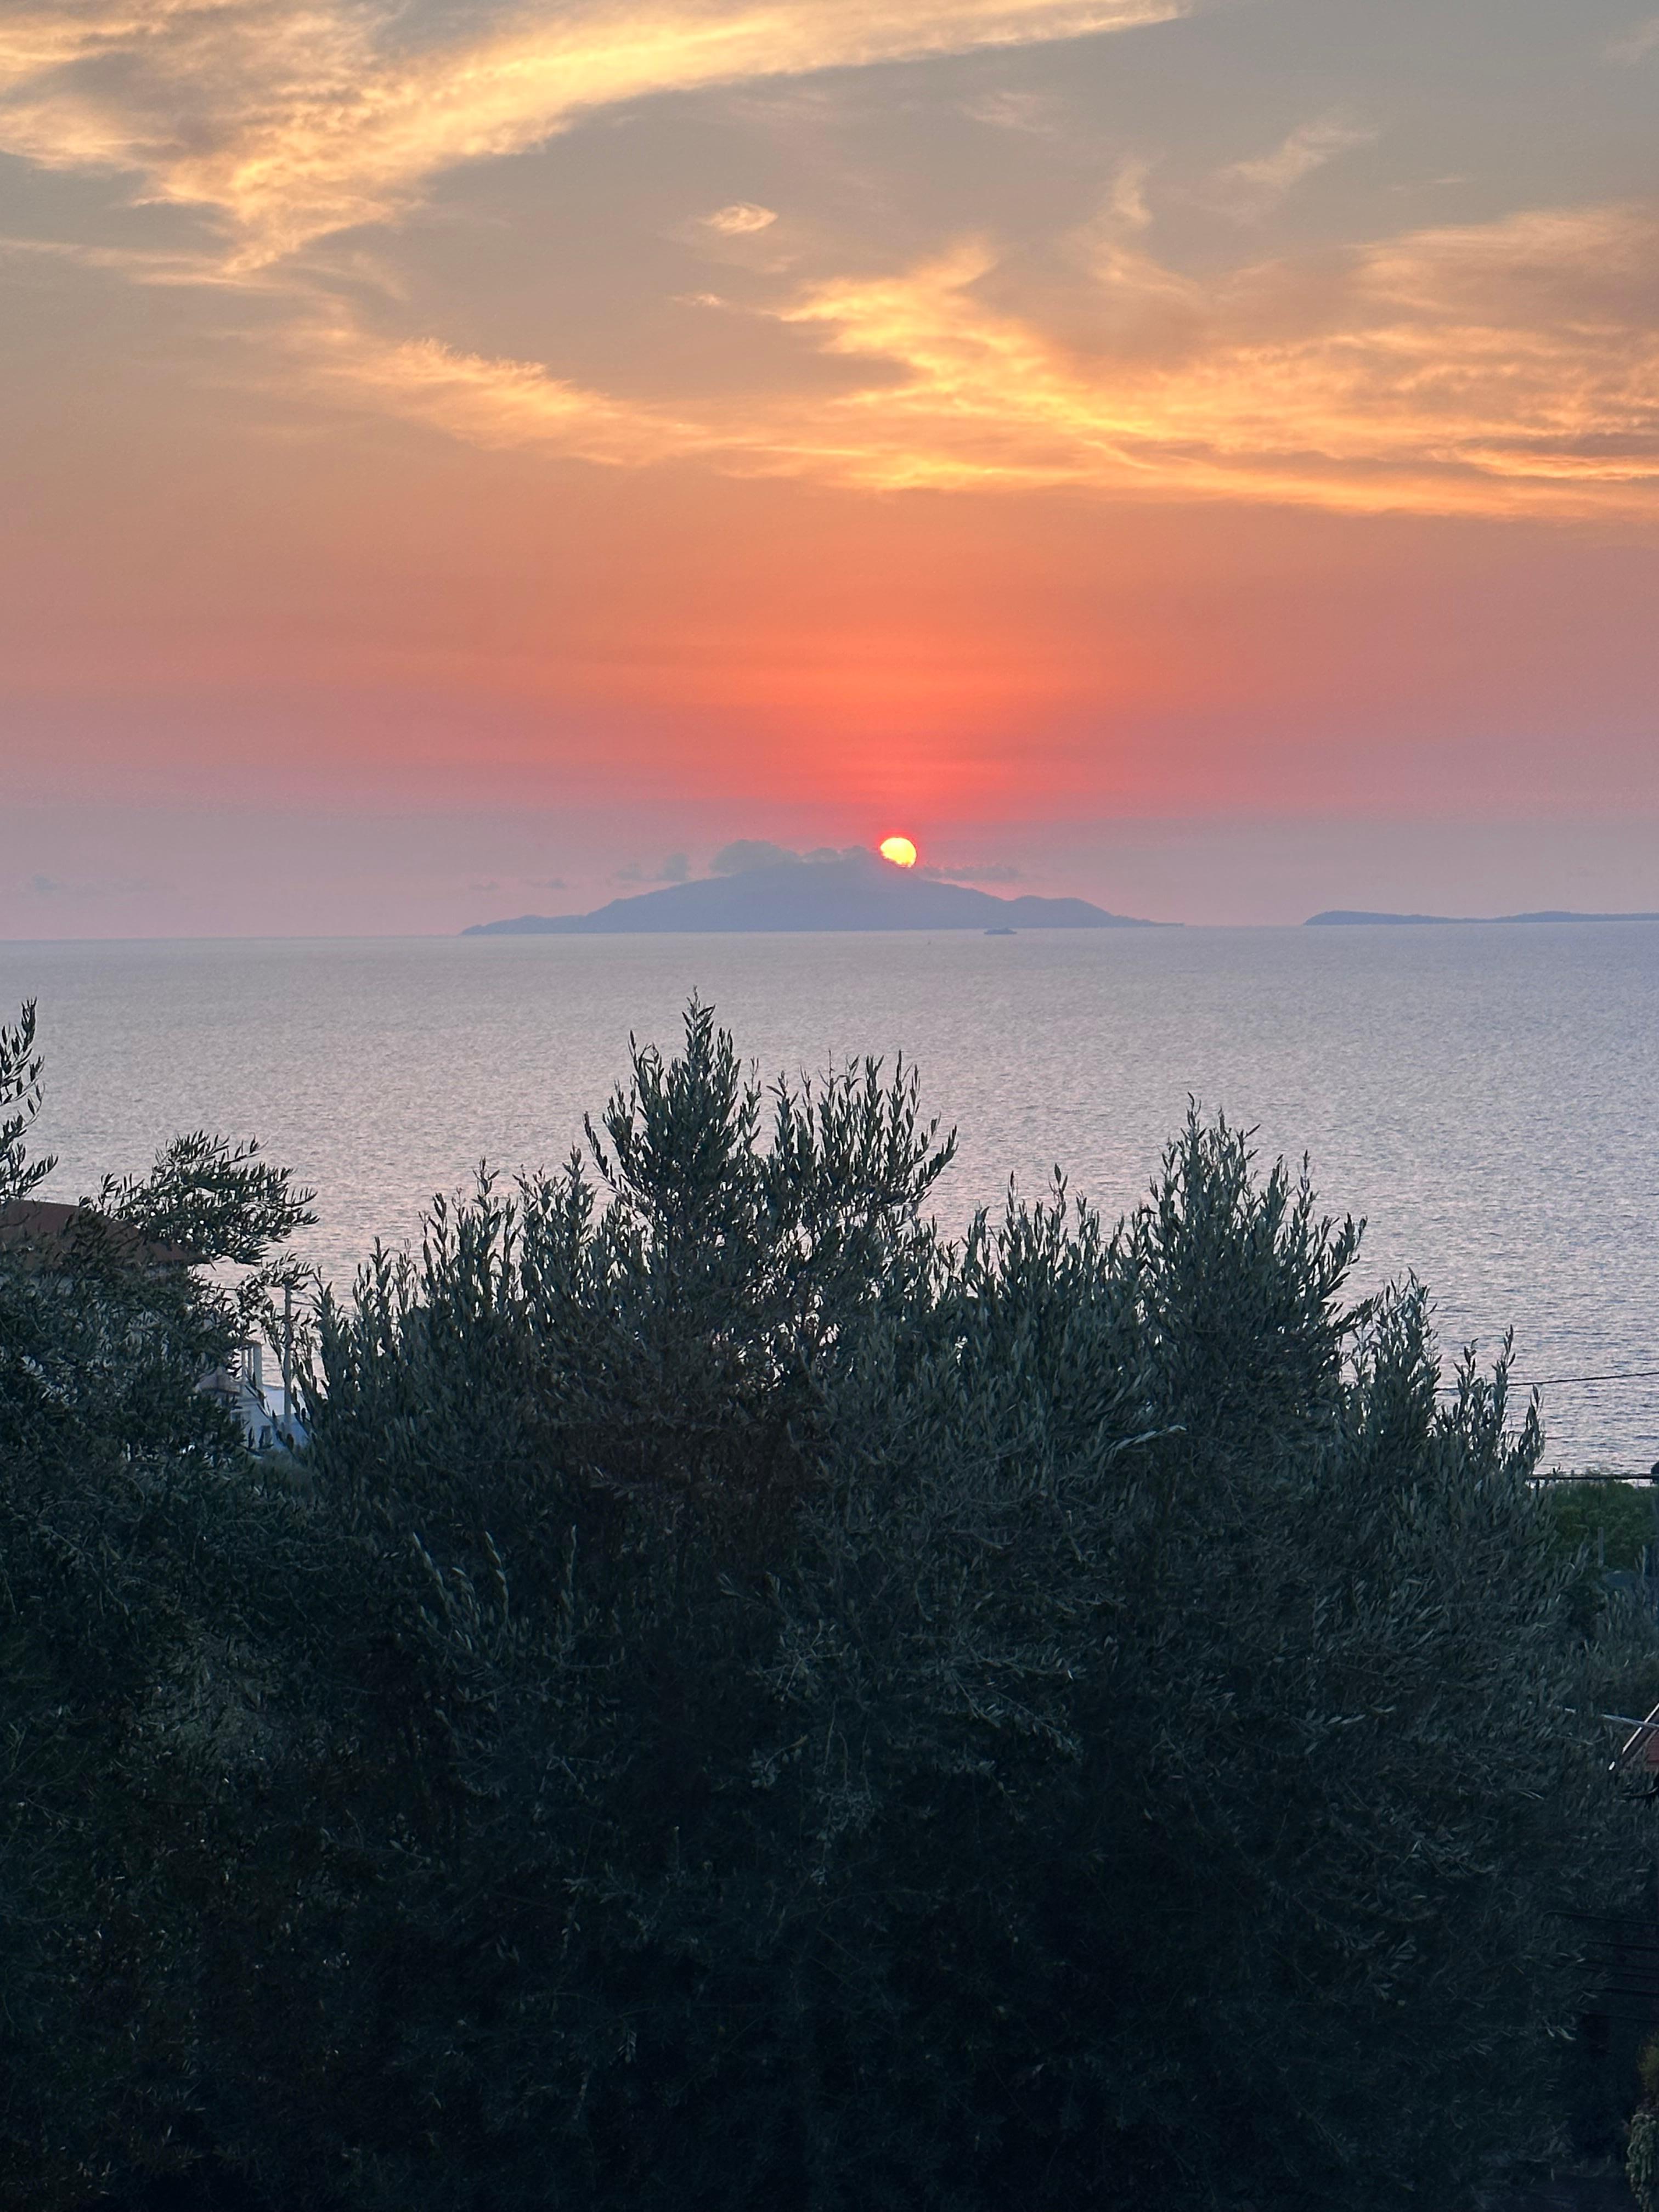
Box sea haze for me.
[4,924,1657,1471]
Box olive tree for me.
[1,997,1644,2212]
[217,1008,1651,2212]
[0,1001,315,2208]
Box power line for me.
[1439,1351,1659,1475]
[1434,1368,1659,1392]
[1515,1369,1659,1388]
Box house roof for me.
[0,1197,196,1269]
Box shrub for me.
[1538,1474,1657,1573]
[205,1005,1650,2212]
[1,998,1649,2212]
[0,1001,315,2207]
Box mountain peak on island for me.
[464,853,1160,936]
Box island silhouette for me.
[465,852,1159,935]
[1306,909,1659,927]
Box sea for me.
[4,924,1658,1472]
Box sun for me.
[879,835,918,868]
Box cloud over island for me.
[708,842,1017,883]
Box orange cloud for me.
[1205,115,1376,221]
[300,324,716,466]
[10,6,1654,529]
[702,203,778,235]
[0,0,1183,265]
[778,207,1659,514]
[298,202,1659,522]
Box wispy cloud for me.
[1207,116,1376,220]
[707,840,874,872]
[1605,14,1659,61]
[1103,156,1155,233]
[0,0,1186,267]
[0,231,238,287]
[11,7,1653,533]
[774,206,1659,515]
[960,89,1060,132]
[25,870,154,898]
[710,839,798,873]
[702,203,778,235]
[296,320,718,466]
[614,853,690,884]
[292,201,1659,522]
[917,860,1020,881]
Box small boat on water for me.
[985,926,1016,936]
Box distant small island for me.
[466,854,1160,935]
[1306,909,1659,927]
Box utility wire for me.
[1432,1367,1659,1391]
[1514,1369,1659,1387]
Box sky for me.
[2,0,1657,933]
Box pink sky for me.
[3,0,1657,930]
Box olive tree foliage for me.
[0,998,1647,2212]
[308,998,954,1549]
[763,1192,1635,2211]
[193,1002,1647,2212]
[1539,1476,1658,1572]
[0,1002,316,2207]
[0,997,52,1200]
[0,998,315,1474]
[159,1003,952,2209]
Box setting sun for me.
[879,836,918,868]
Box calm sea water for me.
[4,926,1658,1471]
